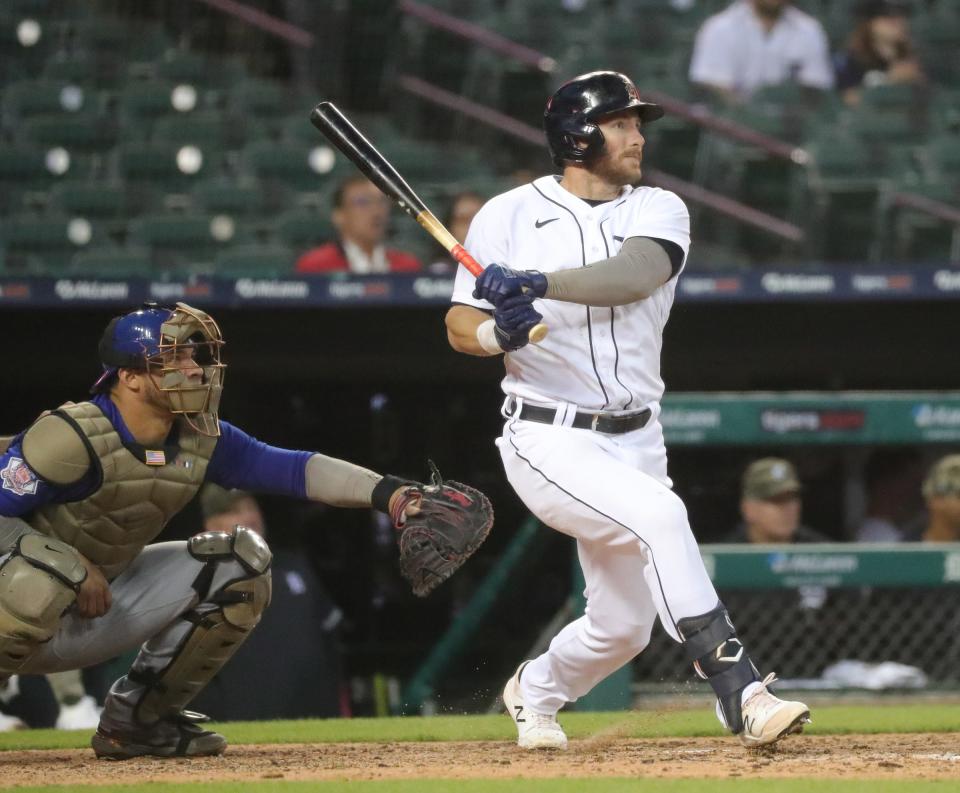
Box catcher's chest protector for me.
[27,402,216,579]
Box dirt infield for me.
[4,733,959,787]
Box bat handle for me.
[449,245,549,345]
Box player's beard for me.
[593,148,643,188]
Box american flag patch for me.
[144,450,166,466]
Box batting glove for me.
[473,264,548,306]
[493,293,543,351]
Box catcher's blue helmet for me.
[543,71,664,168]
[91,303,173,392]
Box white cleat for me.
[738,673,811,747]
[502,661,568,750]
[56,695,104,730]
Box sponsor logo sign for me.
[412,277,455,299]
[680,276,743,296]
[150,281,212,300]
[933,270,960,292]
[913,403,960,428]
[851,274,913,293]
[327,280,391,300]
[0,282,31,299]
[55,280,129,300]
[761,273,835,294]
[235,279,310,299]
[761,409,865,434]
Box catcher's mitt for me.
[388,462,493,597]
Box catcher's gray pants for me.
[15,541,257,726]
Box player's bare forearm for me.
[445,305,499,357]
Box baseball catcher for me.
[0,302,492,759]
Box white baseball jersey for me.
[452,175,690,412]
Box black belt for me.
[517,404,652,434]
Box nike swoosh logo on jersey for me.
[535,218,559,228]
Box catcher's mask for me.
[543,70,664,168]
[91,302,225,436]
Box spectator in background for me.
[834,0,926,107]
[189,486,345,720]
[295,175,422,274]
[855,448,924,543]
[917,455,960,542]
[689,0,834,104]
[726,458,829,544]
[427,191,485,274]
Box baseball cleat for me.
[92,710,226,760]
[737,673,811,747]
[502,661,568,750]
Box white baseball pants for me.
[497,406,719,715]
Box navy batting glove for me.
[473,264,548,306]
[493,294,543,351]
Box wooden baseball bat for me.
[309,101,547,344]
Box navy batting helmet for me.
[543,71,664,167]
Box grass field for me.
[1,704,957,792]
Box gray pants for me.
[21,541,256,727]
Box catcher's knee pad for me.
[0,534,86,674]
[134,527,271,724]
[677,603,759,735]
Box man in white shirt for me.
[445,70,811,751]
[689,0,834,103]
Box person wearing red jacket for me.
[295,175,422,274]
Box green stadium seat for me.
[120,80,197,120]
[190,179,265,217]
[215,244,295,277]
[244,141,339,191]
[231,79,291,118]
[4,79,90,117]
[71,246,153,277]
[273,208,336,250]
[152,114,232,148]
[50,182,132,220]
[128,212,238,269]
[804,135,884,262]
[118,142,219,187]
[0,146,84,212]
[888,180,960,263]
[154,52,208,84]
[921,135,960,182]
[21,113,118,152]
[0,214,99,271]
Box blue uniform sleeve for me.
[0,439,94,516]
[206,421,311,498]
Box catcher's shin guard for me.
[677,603,759,734]
[131,527,271,725]
[0,534,86,674]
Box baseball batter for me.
[446,71,810,749]
[0,302,475,759]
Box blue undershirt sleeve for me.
[0,439,94,516]
[206,421,310,498]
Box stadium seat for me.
[51,181,129,218]
[231,79,292,118]
[0,146,85,213]
[0,214,99,271]
[128,212,238,269]
[191,178,266,218]
[152,114,233,148]
[214,244,296,276]
[804,135,884,262]
[21,113,118,152]
[120,80,196,120]
[71,246,153,276]
[4,79,90,117]
[118,142,219,188]
[243,141,339,191]
[921,135,960,182]
[273,208,336,250]
[888,180,960,263]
